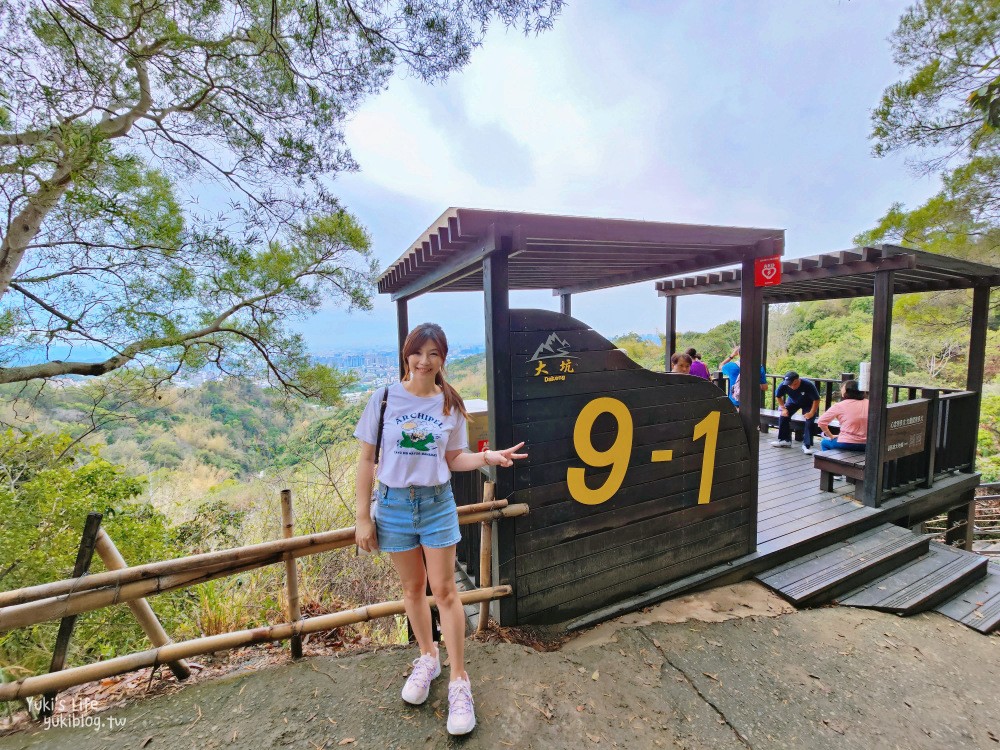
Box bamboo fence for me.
[0,494,526,701]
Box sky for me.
[300,0,937,353]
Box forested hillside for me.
[1,288,997,682]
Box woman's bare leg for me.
[390,548,435,656]
[422,544,466,680]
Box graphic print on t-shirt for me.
[394,412,444,458]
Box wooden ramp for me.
[933,561,1000,635]
[755,524,927,607]
[755,523,997,634]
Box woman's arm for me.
[446,442,528,472]
[355,441,378,552]
[817,403,837,438]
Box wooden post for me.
[560,293,571,316]
[739,243,767,550]
[39,513,103,718]
[280,490,303,659]
[397,297,409,380]
[863,269,894,507]
[477,482,495,634]
[966,285,990,472]
[761,302,770,375]
[484,228,516,624]
[945,492,977,551]
[664,295,677,371]
[93,530,191,680]
[921,388,940,488]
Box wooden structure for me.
[380,208,784,624]
[656,246,1000,507]
[0,493,522,701]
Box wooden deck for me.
[566,432,982,630]
[756,436,875,554]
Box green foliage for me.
[0,0,562,399]
[448,353,488,399]
[871,0,1000,160]
[678,320,743,372]
[613,333,666,371]
[0,430,187,675]
[977,395,1000,482]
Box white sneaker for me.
[801,446,814,455]
[446,676,476,735]
[401,650,440,705]
[770,440,792,448]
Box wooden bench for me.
[813,398,931,493]
[759,408,807,440]
[759,408,837,441]
[813,448,866,491]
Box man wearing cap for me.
[771,371,821,454]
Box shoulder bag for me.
[370,385,389,521]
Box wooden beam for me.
[483,230,516,625]
[390,234,494,301]
[40,513,103,718]
[665,295,677,370]
[761,303,770,375]
[280,490,303,659]
[557,248,750,296]
[739,242,767,550]
[560,293,571,316]
[965,285,990,472]
[863,270,894,507]
[656,253,917,298]
[94,530,191,680]
[397,298,409,379]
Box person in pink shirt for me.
[817,380,868,452]
[685,348,711,380]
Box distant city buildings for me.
[312,344,485,393]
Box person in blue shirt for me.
[770,371,821,454]
[718,346,767,406]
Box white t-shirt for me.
[354,382,469,488]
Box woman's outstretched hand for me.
[488,442,528,467]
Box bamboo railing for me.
[0,491,525,701]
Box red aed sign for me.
[755,255,782,287]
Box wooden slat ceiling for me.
[377,208,785,298]
[655,246,1000,302]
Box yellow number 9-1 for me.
[567,397,633,505]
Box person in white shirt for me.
[354,323,526,736]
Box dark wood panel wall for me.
[500,308,755,624]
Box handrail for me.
[0,491,528,701]
[0,586,513,702]
[0,503,529,632]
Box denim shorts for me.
[373,481,461,553]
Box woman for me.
[817,379,868,452]
[670,352,693,374]
[685,348,711,380]
[354,323,526,736]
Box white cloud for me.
[305,0,936,350]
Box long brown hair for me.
[401,323,469,419]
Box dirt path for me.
[2,583,998,749]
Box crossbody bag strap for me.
[374,386,389,465]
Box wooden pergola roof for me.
[378,208,784,300]
[655,245,1000,302]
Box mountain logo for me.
[529,332,577,362]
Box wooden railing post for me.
[39,513,102,718]
[280,489,303,659]
[921,389,940,488]
[477,482,495,634]
[94,530,191,681]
